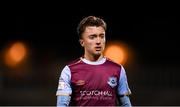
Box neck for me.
[84,54,103,62]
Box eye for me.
[100,34,105,39]
[89,36,95,39]
[89,35,96,39]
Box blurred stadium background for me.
[0,2,180,106]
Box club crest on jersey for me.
[107,76,117,88]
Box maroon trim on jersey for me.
[67,58,82,67]
[67,57,121,106]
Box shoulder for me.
[105,57,122,68]
[104,57,125,74]
[67,57,82,67]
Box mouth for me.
[95,47,101,51]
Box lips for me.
[95,46,101,51]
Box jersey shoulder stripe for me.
[106,57,122,67]
[67,57,82,67]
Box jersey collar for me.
[80,57,106,65]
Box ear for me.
[79,39,84,47]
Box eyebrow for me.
[89,34,97,37]
[89,32,105,36]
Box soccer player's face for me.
[80,26,106,57]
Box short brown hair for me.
[77,16,107,39]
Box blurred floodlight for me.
[5,42,27,67]
[104,41,129,65]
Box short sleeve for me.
[117,65,131,95]
[56,66,72,96]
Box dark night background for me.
[0,2,180,106]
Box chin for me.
[94,52,102,56]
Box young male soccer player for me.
[56,16,132,106]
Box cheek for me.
[102,40,106,46]
[102,42,106,50]
[103,40,106,44]
[86,42,94,49]
[85,40,93,45]
[83,41,92,48]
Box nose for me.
[96,37,101,45]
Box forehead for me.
[83,26,105,35]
